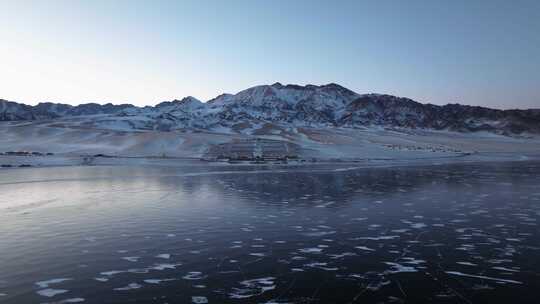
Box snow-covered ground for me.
[1,119,539,168]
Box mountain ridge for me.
[1,83,539,135]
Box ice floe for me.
[114,283,142,291]
[37,288,68,297]
[355,246,375,251]
[182,272,207,280]
[229,277,276,299]
[304,262,338,271]
[144,278,176,284]
[60,298,85,303]
[298,248,323,254]
[151,263,182,271]
[357,235,399,241]
[192,296,209,303]
[36,278,72,288]
[384,262,418,273]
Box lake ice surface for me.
[0,162,539,303]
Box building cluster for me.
[204,138,298,161]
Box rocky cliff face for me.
[340,94,540,134]
[2,83,539,135]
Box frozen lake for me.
[1,162,539,303]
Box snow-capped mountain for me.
[206,83,359,126]
[0,99,135,120]
[1,83,539,135]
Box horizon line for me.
[1,81,538,111]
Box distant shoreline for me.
[1,152,538,171]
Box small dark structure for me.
[204,138,298,161]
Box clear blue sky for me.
[1,0,539,109]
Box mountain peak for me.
[180,96,202,104]
[321,83,344,89]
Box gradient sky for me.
[1,0,539,109]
